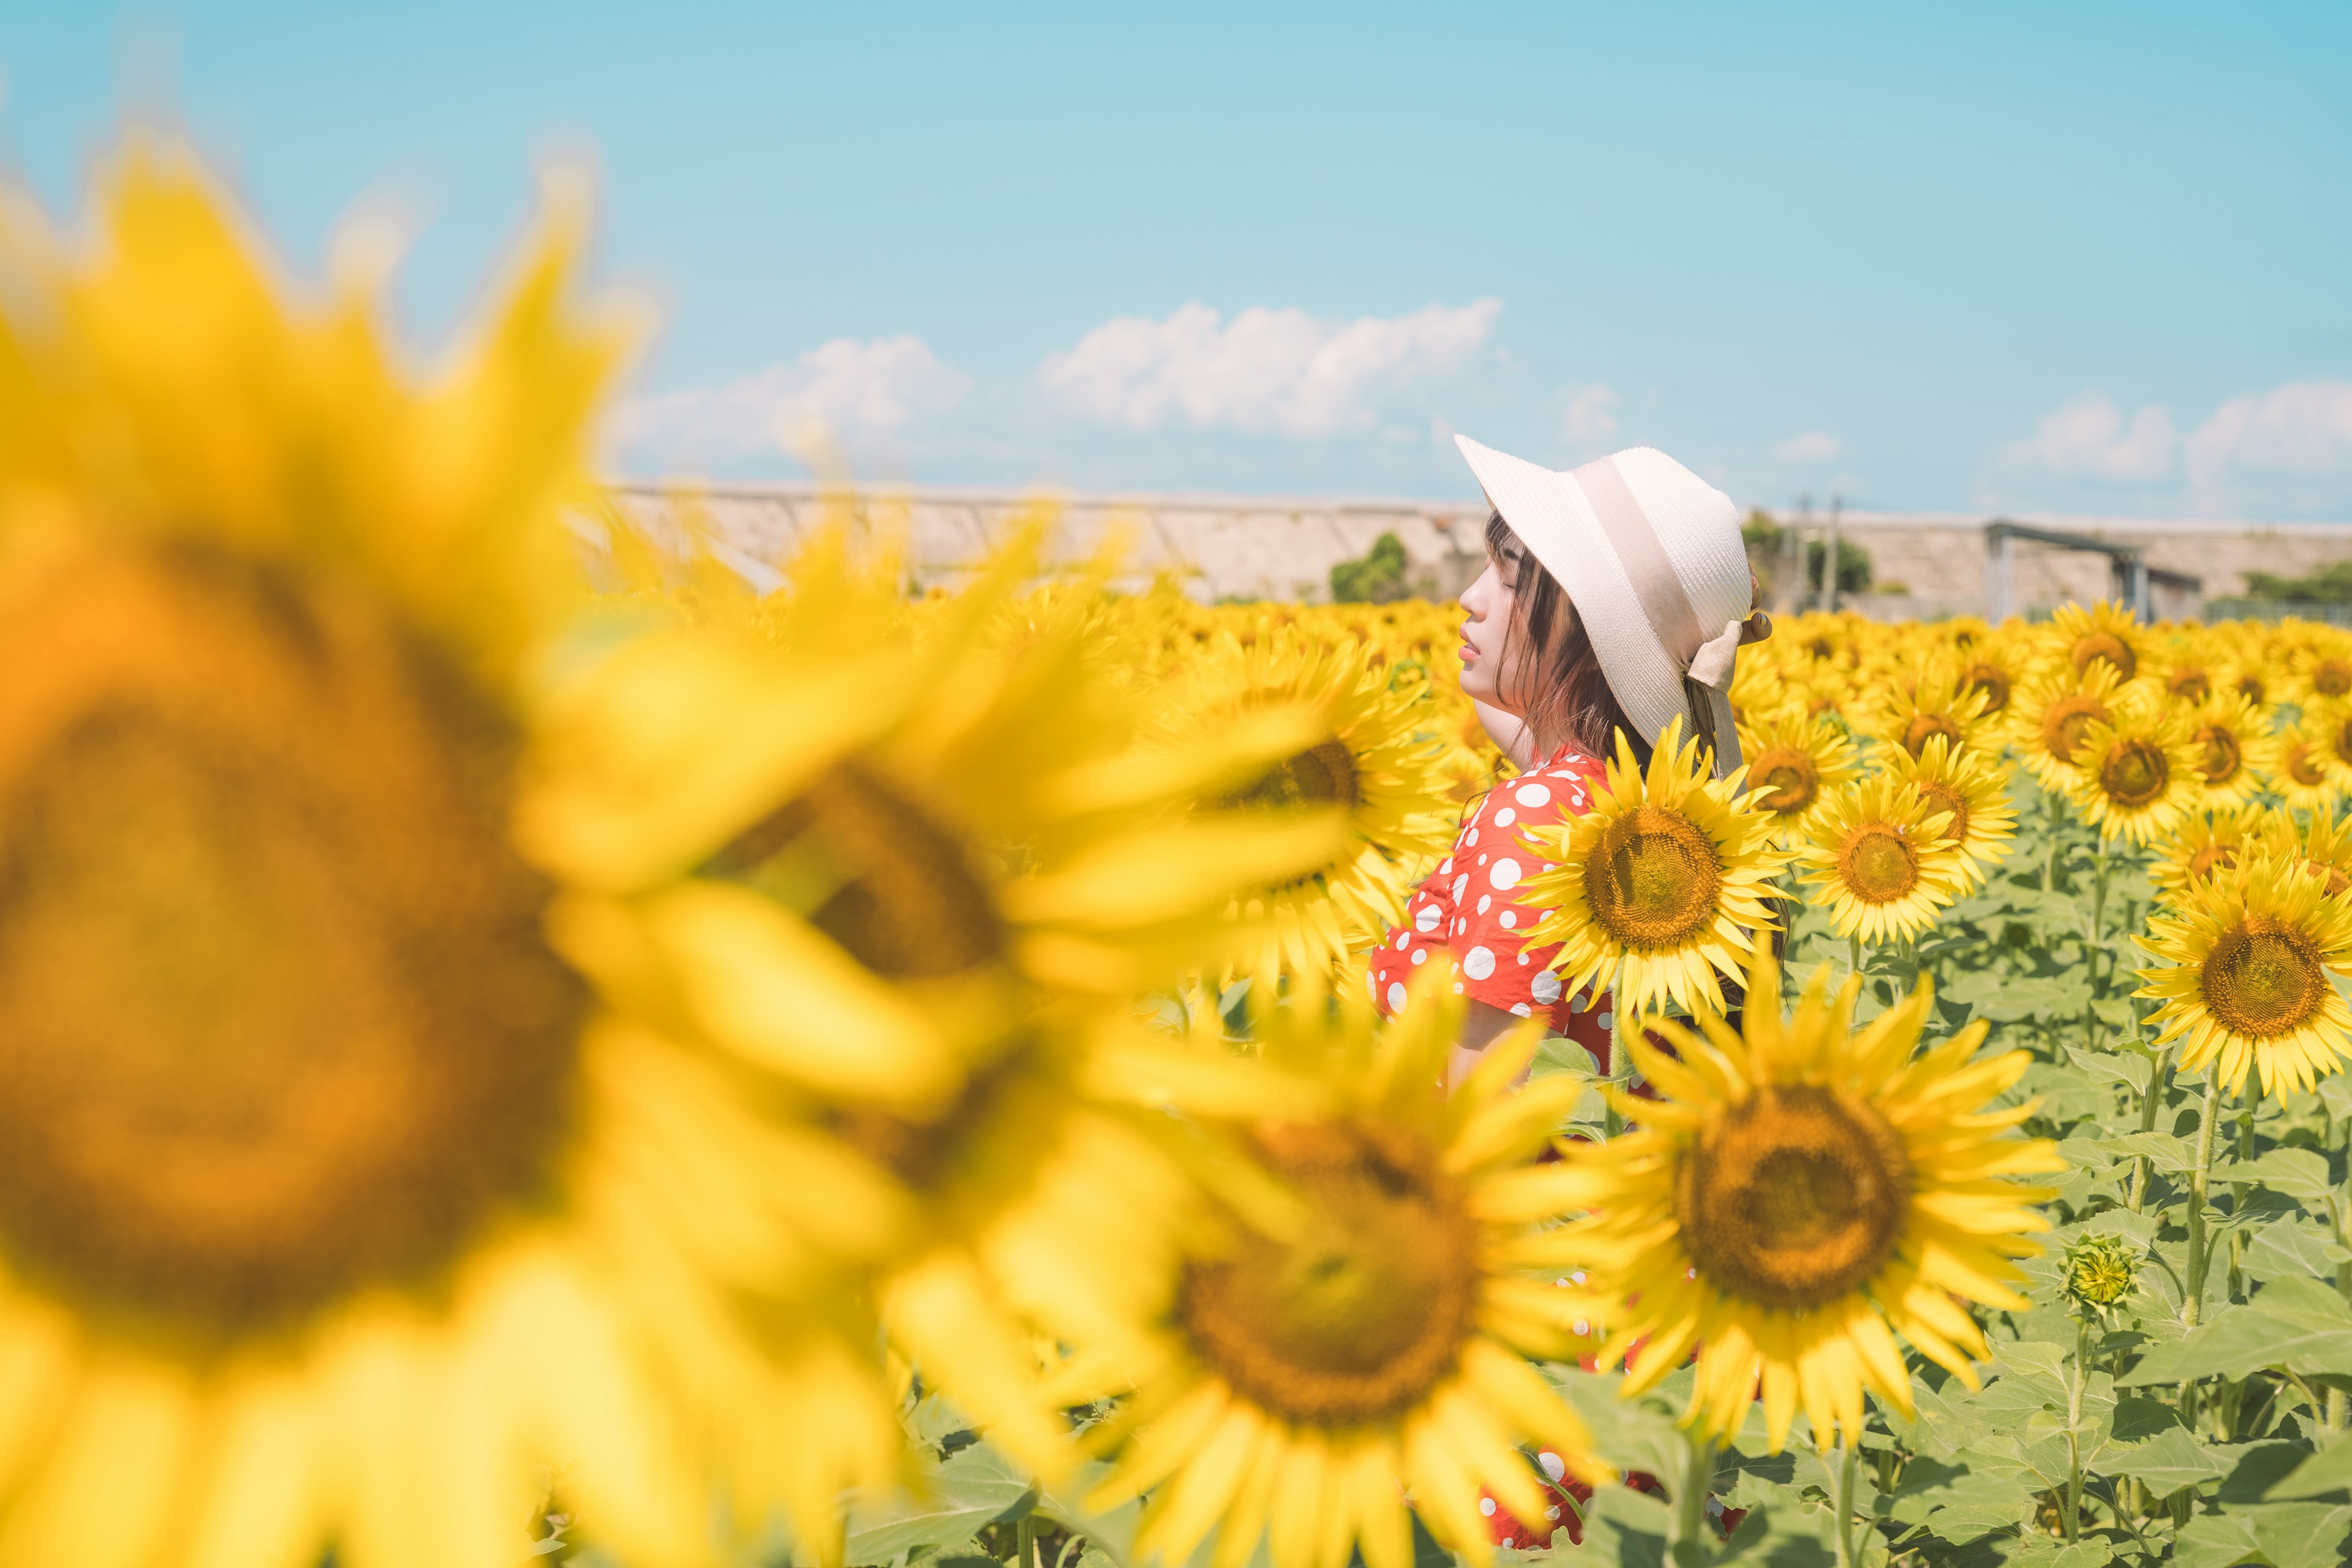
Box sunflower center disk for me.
[1226,737,1360,813]
[726,761,1007,979]
[2041,698,2107,765]
[1918,782,1970,846]
[2097,739,2169,808]
[1750,749,1818,815]
[2071,633,2135,680]
[2319,660,2352,698]
[1838,824,1920,903]
[1962,665,2010,714]
[2169,670,2211,703]
[2196,726,2241,784]
[1676,1086,1911,1311]
[2290,746,2330,788]
[1178,1123,1476,1425]
[1585,805,1724,949]
[0,545,582,1332]
[2201,919,2328,1039]
[1901,714,1959,758]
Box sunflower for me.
[1954,633,2032,723]
[1798,775,1969,944]
[2183,691,2276,809]
[1733,709,1863,848]
[1081,979,1605,1568]
[0,135,935,1568]
[2010,660,2135,792]
[2063,707,2201,845]
[1864,660,1996,761]
[2161,658,2215,706]
[2272,718,2345,815]
[548,527,1359,1481]
[1518,718,1789,1020]
[2253,809,2352,900]
[1163,624,1457,981]
[2296,641,2352,707]
[1879,734,2016,892]
[2136,853,2352,1098]
[2044,599,2150,683]
[1541,945,2059,1451]
[2152,808,2256,899]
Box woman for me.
[1368,435,1768,1087]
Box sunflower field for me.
[7,135,2352,1568]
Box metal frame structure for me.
[1981,519,2202,624]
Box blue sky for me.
[5,2,2350,516]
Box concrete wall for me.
[605,481,2352,621]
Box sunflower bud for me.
[2061,1232,2139,1311]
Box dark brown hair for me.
[1484,512,1650,766]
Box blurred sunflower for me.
[2152,809,2255,899]
[2044,599,2149,682]
[2137,853,2352,1098]
[1082,981,1604,1568]
[1164,624,1457,981]
[1954,636,2031,722]
[1734,709,1863,848]
[2184,691,2275,810]
[548,531,1357,1479]
[2064,708,2201,846]
[1519,718,1789,1020]
[2160,658,2215,706]
[2011,660,2133,792]
[2272,718,2345,815]
[2257,809,2352,899]
[2296,641,2352,707]
[1866,661,1995,760]
[1880,734,2016,892]
[2222,662,2272,712]
[1542,946,2059,1451]
[1798,776,1967,945]
[0,135,924,1568]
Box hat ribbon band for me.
[1569,454,1708,671]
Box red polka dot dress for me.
[1368,744,1618,1072]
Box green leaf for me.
[2108,1396,2185,1443]
[2171,1509,2262,1568]
[1578,1487,1670,1568]
[2246,1501,2352,1568]
[2119,1283,2352,1383]
[845,1443,1038,1566]
[2269,1434,2352,1501]
[2228,1148,2336,1204]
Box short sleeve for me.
[1368,846,1459,1017]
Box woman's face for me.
[1457,545,1528,709]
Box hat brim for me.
[1454,432,1690,747]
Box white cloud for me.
[2010,392,2177,481]
[1772,430,1842,464]
[2185,379,2352,492]
[616,334,971,457]
[1039,298,1501,439]
[1562,385,1621,443]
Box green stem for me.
[2064,1314,2089,1542]
[2230,1102,2255,1301]
[1676,1434,1717,1551]
[2128,1053,2173,1215]
[1849,933,1864,986]
[2185,1074,2222,1329]
[1019,1513,1038,1568]
[1603,1003,1630,1139]
[1833,1436,1861,1568]
[2335,1112,2352,1431]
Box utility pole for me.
[1823,493,1844,614]
[1793,492,1814,612]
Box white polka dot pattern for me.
[1360,745,1612,1044]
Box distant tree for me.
[1738,509,1870,598]
[2244,561,2352,603]
[1331,532,1412,603]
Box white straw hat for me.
[1455,434,1768,776]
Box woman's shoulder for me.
[1480,746,1605,820]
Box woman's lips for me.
[1458,643,1477,662]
